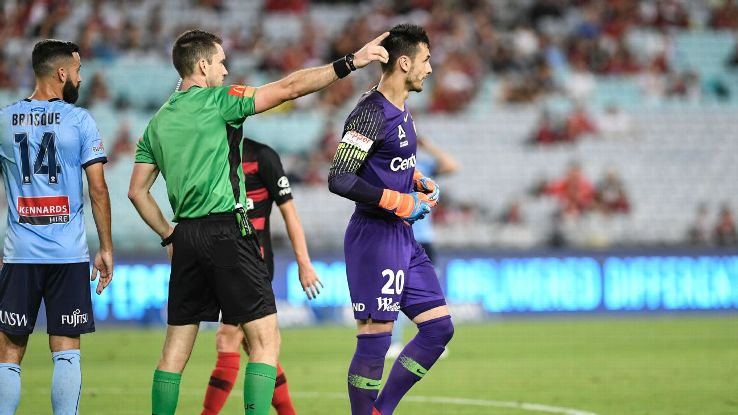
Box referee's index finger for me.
[371,32,390,45]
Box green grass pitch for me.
[14,315,738,414]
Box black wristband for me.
[161,233,173,247]
[333,56,351,79]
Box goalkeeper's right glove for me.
[413,173,440,202]
[379,189,436,224]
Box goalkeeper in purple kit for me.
[328,24,454,415]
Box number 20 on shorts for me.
[381,269,405,295]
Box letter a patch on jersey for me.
[17,196,70,225]
[398,125,408,147]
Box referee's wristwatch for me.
[345,53,356,71]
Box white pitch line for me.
[292,392,598,415]
[26,388,598,415]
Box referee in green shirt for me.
[128,29,389,415]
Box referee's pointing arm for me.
[250,32,389,114]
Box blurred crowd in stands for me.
[2,0,738,107]
[528,104,635,145]
[1,0,737,248]
[687,203,738,246]
[534,161,631,219]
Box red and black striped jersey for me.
[242,137,293,277]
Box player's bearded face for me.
[62,77,80,104]
[408,44,432,93]
[409,64,425,92]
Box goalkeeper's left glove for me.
[379,189,435,224]
[413,170,440,202]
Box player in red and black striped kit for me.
[201,137,323,415]
[242,138,295,276]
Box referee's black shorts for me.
[168,213,276,326]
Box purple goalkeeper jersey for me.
[330,89,447,321]
[339,89,417,218]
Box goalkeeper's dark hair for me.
[32,40,80,77]
[380,24,430,73]
[172,30,222,77]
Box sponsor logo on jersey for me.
[352,303,365,312]
[92,141,105,153]
[341,131,373,152]
[61,309,88,327]
[277,176,292,196]
[0,310,27,328]
[376,297,400,312]
[390,154,416,172]
[17,196,70,225]
[246,197,254,211]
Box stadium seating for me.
[1,28,737,250]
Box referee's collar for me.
[180,85,203,92]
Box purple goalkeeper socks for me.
[374,316,454,415]
[348,332,391,415]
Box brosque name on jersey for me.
[0,98,107,263]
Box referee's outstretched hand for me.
[353,32,390,68]
[299,262,324,301]
[91,250,114,295]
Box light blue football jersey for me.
[0,98,107,263]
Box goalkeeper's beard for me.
[409,75,425,93]
[62,78,80,104]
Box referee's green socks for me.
[244,362,277,415]
[152,369,181,415]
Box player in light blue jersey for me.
[0,40,113,415]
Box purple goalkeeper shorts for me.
[344,212,446,321]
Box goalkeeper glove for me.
[379,189,436,224]
[413,170,440,202]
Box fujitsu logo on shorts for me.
[17,196,70,225]
[61,309,88,327]
[376,297,400,312]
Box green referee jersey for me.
[135,85,256,221]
